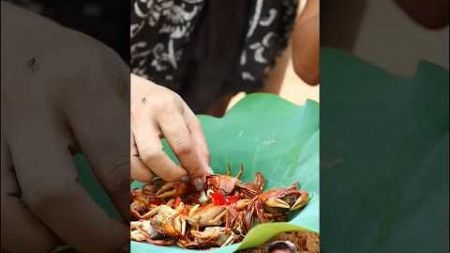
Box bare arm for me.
[291,0,319,86]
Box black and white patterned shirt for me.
[131,0,298,111]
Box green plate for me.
[131,93,319,253]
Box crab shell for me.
[155,181,190,199]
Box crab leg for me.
[224,209,231,229]
[172,203,185,218]
[238,187,259,199]
[254,172,265,191]
[255,203,267,222]
[181,218,186,236]
[189,204,200,217]
[226,164,232,176]
[236,164,244,179]
[156,182,181,198]
[235,199,252,209]
[221,234,236,247]
[174,218,182,234]
[141,206,161,219]
[208,210,227,225]
[130,207,143,219]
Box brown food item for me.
[237,231,320,253]
[130,166,311,249]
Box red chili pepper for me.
[226,195,240,204]
[211,191,226,205]
[173,197,182,207]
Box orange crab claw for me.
[265,197,291,209]
[290,190,309,210]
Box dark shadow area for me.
[321,0,368,51]
[1,1,130,252]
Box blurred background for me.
[233,0,448,108]
[229,0,320,109]
[352,0,448,76]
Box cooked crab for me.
[248,183,309,222]
[130,166,310,250]
[207,165,265,198]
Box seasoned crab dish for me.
[130,165,309,249]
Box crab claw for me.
[290,191,309,210]
[221,234,236,247]
[156,182,188,198]
[141,205,162,219]
[173,216,187,236]
[265,197,291,209]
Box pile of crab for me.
[130,166,309,249]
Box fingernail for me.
[193,178,204,191]
[181,175,189,182]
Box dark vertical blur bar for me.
[320,0,448,252]
[1,1,130,252]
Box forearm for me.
[291,0,319,85]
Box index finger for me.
[133,119,188,182]
[157,112,209,190]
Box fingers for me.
[1,140,59,253]
[1,194,59,253]
[158,112,198,172]
[157,109,210,190]
[64,69,130,220]
[130,76,210,187]
[182,101,212,186]
[130,133,154,182]
[133,120,187,182]
[5,117,128,253]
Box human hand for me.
[2,3,128,252]
[131,74,211,191]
